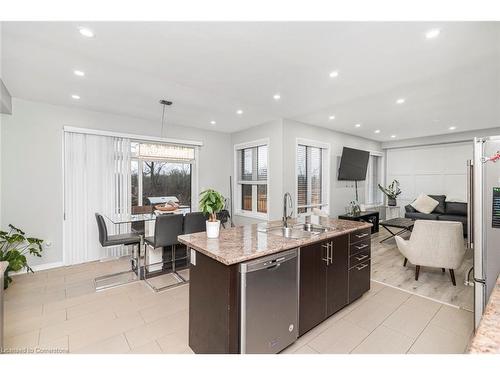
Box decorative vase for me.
[388,198,397,207]
[206,220,221,238]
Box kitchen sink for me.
[266,226,313,239]
[258,222,332,239]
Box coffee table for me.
[379,217,415,243]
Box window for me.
[235,141,268,218]
[131,142,195,212]
[365,153,383,205]
[296,141,329,214]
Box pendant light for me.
[159,99,172,137]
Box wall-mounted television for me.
[338,147,370,181]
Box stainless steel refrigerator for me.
[468,137,500,328]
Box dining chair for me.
[183,212,206,234]
[143,214,185,292]
[94,213,141,291]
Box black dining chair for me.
[94,213,141,291]
[143,214,185,292]
[183,212,207,234]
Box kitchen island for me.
[178,218,372,354]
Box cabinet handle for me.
[354,243,368,250]
[355,233,369,239]
[355,254,369,261]
[322,243,329,265]
[355,263,369,271]
[328,242,334,265]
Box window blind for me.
[239,145,268,182]
[297,144,324,213]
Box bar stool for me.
[144,214,185,292]
[183,212,207,234]
[94,213,141,291]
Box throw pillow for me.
[411,194,439,214]
[428,195,446,214]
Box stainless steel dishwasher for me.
[240,248,298,354]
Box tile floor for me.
[3,257,474,354]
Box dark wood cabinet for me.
[299,234,349,336]
[299,241,328,335]
[326,234,349,316]
[348,228,372,303]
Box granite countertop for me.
[0,261,8,274]
[178,218,371,265]
[469,275,500,353]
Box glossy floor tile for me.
[4,258,473,354]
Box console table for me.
[338,211,379,233]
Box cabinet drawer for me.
[348,260,371,303]
[349,238,370,256]
[349,248,370,268]
[349,228,371,244]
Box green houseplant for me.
[199,189,225,238]
[0,224,44,289]
[378,180,402,206]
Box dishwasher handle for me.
[240,249,298,273]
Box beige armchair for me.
[395,220,465,285]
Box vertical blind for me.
[64,132,132,265]
[297,144,324,214]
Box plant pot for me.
[206,220,221,238]
[388,198,397,207]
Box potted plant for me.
[378,180,402,207]
[0,224,44,289]
[199,189,225,238]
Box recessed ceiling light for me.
[355,123,361,128]
[71,94,80,100]
[273,93,281,100]
[328,115,335,120]
[449,126,457,130]
[374,130,381,134]
[210,120,216,125]
[391,135,397,138]
[236,109,243,115]
[74,70,85,77]
[426,28,440,39]
[78,27,95,38]
[396,98,406,104]
[329,71,339,78]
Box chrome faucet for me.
[283,192,293,228]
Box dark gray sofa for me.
[404,195,468,236]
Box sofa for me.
[404,195,468,236]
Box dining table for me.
[104,208,190,279]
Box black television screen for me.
[338,147,370,181]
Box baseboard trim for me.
[9,261,64,275]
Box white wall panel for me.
[386,142,472,207]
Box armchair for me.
[395,220,465,285]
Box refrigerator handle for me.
[467,159,473,249]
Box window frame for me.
[234,138,270,220]
[131,141,199,212]
[295,138,330,217]
[364,150,385,207]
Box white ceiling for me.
[1,21,499,140]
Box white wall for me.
[282,119,382,218]
[230,119,284,226]
[386,142,472,208]
[0,98,232,267]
